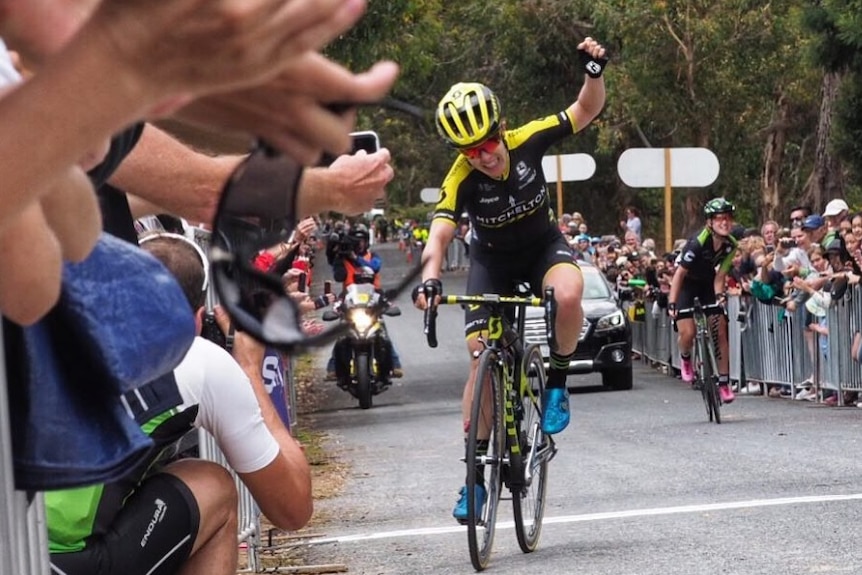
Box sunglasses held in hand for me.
[210,99,428,351]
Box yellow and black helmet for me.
[435,82,502,148]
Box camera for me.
[780,238,797,248]
[334,232,356,256]
[324,230,356,265]
[332,230,359,257]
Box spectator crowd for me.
[559,200,862,406]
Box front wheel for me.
[513,345,549,554]
[466,350,504,571]
[696,337,719,423]
[355,353,373,409]
[704,340,721,424]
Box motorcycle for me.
[322,283,401,409]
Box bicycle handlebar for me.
[675,302,725,320]
[423,284,439,348]
[422,289,558,350]
[672,298,725,330]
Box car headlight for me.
[348,309,374,333]
[594,310,625,332]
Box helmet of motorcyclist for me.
[703,197,735,218]
[435,82,502,148]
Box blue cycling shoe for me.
[452,484,486,524]
[541,387,570,434]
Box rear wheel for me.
[513,345,549,554]
[356,353,373,410]
[466,350,504,571]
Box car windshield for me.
[582,268,612,300]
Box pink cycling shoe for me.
[719,384,735,404]
[680,356,695,383]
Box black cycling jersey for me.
[677,227,737,282]
[433,111,577,251]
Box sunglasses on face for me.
[459,133,502,159]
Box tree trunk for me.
[679,133,711,239]
[802,71,845,211]
[760,92,789,222]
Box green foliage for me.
[833,72,862,183]
[314,0,862,238]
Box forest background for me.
[320,0,862,244]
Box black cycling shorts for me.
[50,473,200,575]
[676,278,717,312]
[464,231,578,339]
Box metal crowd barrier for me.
[198,428,262,573]
[192,226,264,570]
[0,324,51,575]
[445,239,469,271]
[630,286,862,405]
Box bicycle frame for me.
[423,287,557,570]
[444,293,540,467]
[678,297,725,423]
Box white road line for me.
[306,492,862,545]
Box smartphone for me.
[318,130,381,166]
[765,245,775,254]
[297,272,307,293]
[324,280,332,295]
[350,130,380,154]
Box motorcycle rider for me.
[326,224,404,380]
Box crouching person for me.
[47,233,312,575]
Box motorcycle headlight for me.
[595,310,625,332]
[348,309,374,333]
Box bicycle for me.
[422,284,559,571]
[676,297,726,424]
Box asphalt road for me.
[301,243,862,575]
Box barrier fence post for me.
[0,324,51,575]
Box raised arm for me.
[566,37,607,133]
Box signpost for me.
[419,187,440,204]
[541,153,596,218]
[617,148,720,252]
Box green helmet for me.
[703,197,735,217]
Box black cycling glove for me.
[412,279,443,303]
[578,48,609,78]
